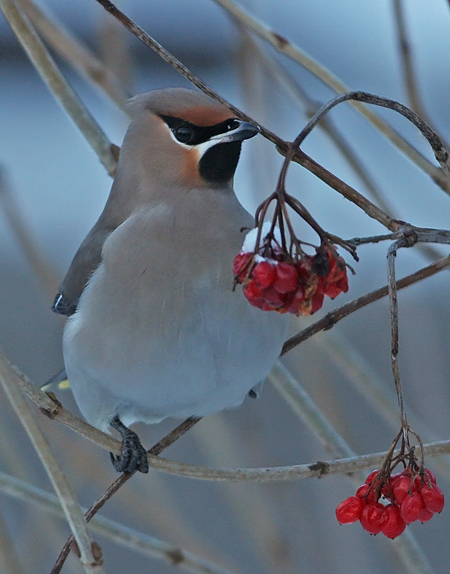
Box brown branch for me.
[282,254,450,355]
[92,0,399,232]
[51,417,201,574]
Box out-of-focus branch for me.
[0,0,118,177]
[17,0,130,109]
[0,472,242,574]
[51,416,201,574]
[0,509,24,574]
[93,0,399,231]
[235,26,395,216]
[0,167,60,299]
[282,253,450,355]
[211,0,450,195]
[0,347,104,574]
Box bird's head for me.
[123,88,259,191]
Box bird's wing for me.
[52,224,117,316]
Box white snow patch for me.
[241,222,282,254]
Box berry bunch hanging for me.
[336,427,445,539]
[233,224,349,315]
[232,126,357,316]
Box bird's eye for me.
[174,125,194,144]
[226,120,239,131]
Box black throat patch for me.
[198,142,242,185]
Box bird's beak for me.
[212,121,260,144]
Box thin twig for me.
[0,471,242,574]
[292,91,450,179]
[51,417,201,574]
[236,25,394,215]
[282,253,450,355]
[128,439,450,483]
[0,0,117,177]
[387,239,408,427]
[0,347,104,574]
[92,0,399,231]
[265,363,434,573]
[312,332,450,480]
[211,0,450,194]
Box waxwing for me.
[53,88,289,473]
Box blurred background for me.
[1,0,450,572]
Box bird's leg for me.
[109,416,149,473]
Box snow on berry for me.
[336,467,444,539]
[233,224,349,316]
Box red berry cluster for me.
[336,468,445,539]
[233,228,348,316]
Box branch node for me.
[91,542,103,565]
[166,549,184,565]
[39,392,62,419]
[309,461,329,477]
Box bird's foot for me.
[109,416,149,473]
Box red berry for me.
[360,502,384,535]
[423,468,437,485]
[380,505,406,539]
[323,276,348,298]
[261,287,286,309]
[251,261,276,288]
[356,484,379,503]
[243,282,265,309]
[401,491,425,524]
[285,287,305,316]
[310,288,325,314]
[233,252,252,279]
[273,262,299,294]
[419,483,445,514]
[417,507,434,523]
[335,496,364,524]
[392,475,413,505]
[365,470,380,484]
[356,484,370,498]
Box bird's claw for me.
[110,430,149,473]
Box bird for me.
[52,87,290,473]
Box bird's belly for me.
[64,274,289,426]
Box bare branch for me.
[51,417,201,574]
[0,0,117,177]
[212,0,450,194]
[17,0,130,109]
[0,347,104,574]
[282,254,450,355]
[0,471,243,574]
[137,439,450,483]
[93,0,400,231]
[292,91,450,179]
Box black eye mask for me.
[159,115,240,146]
